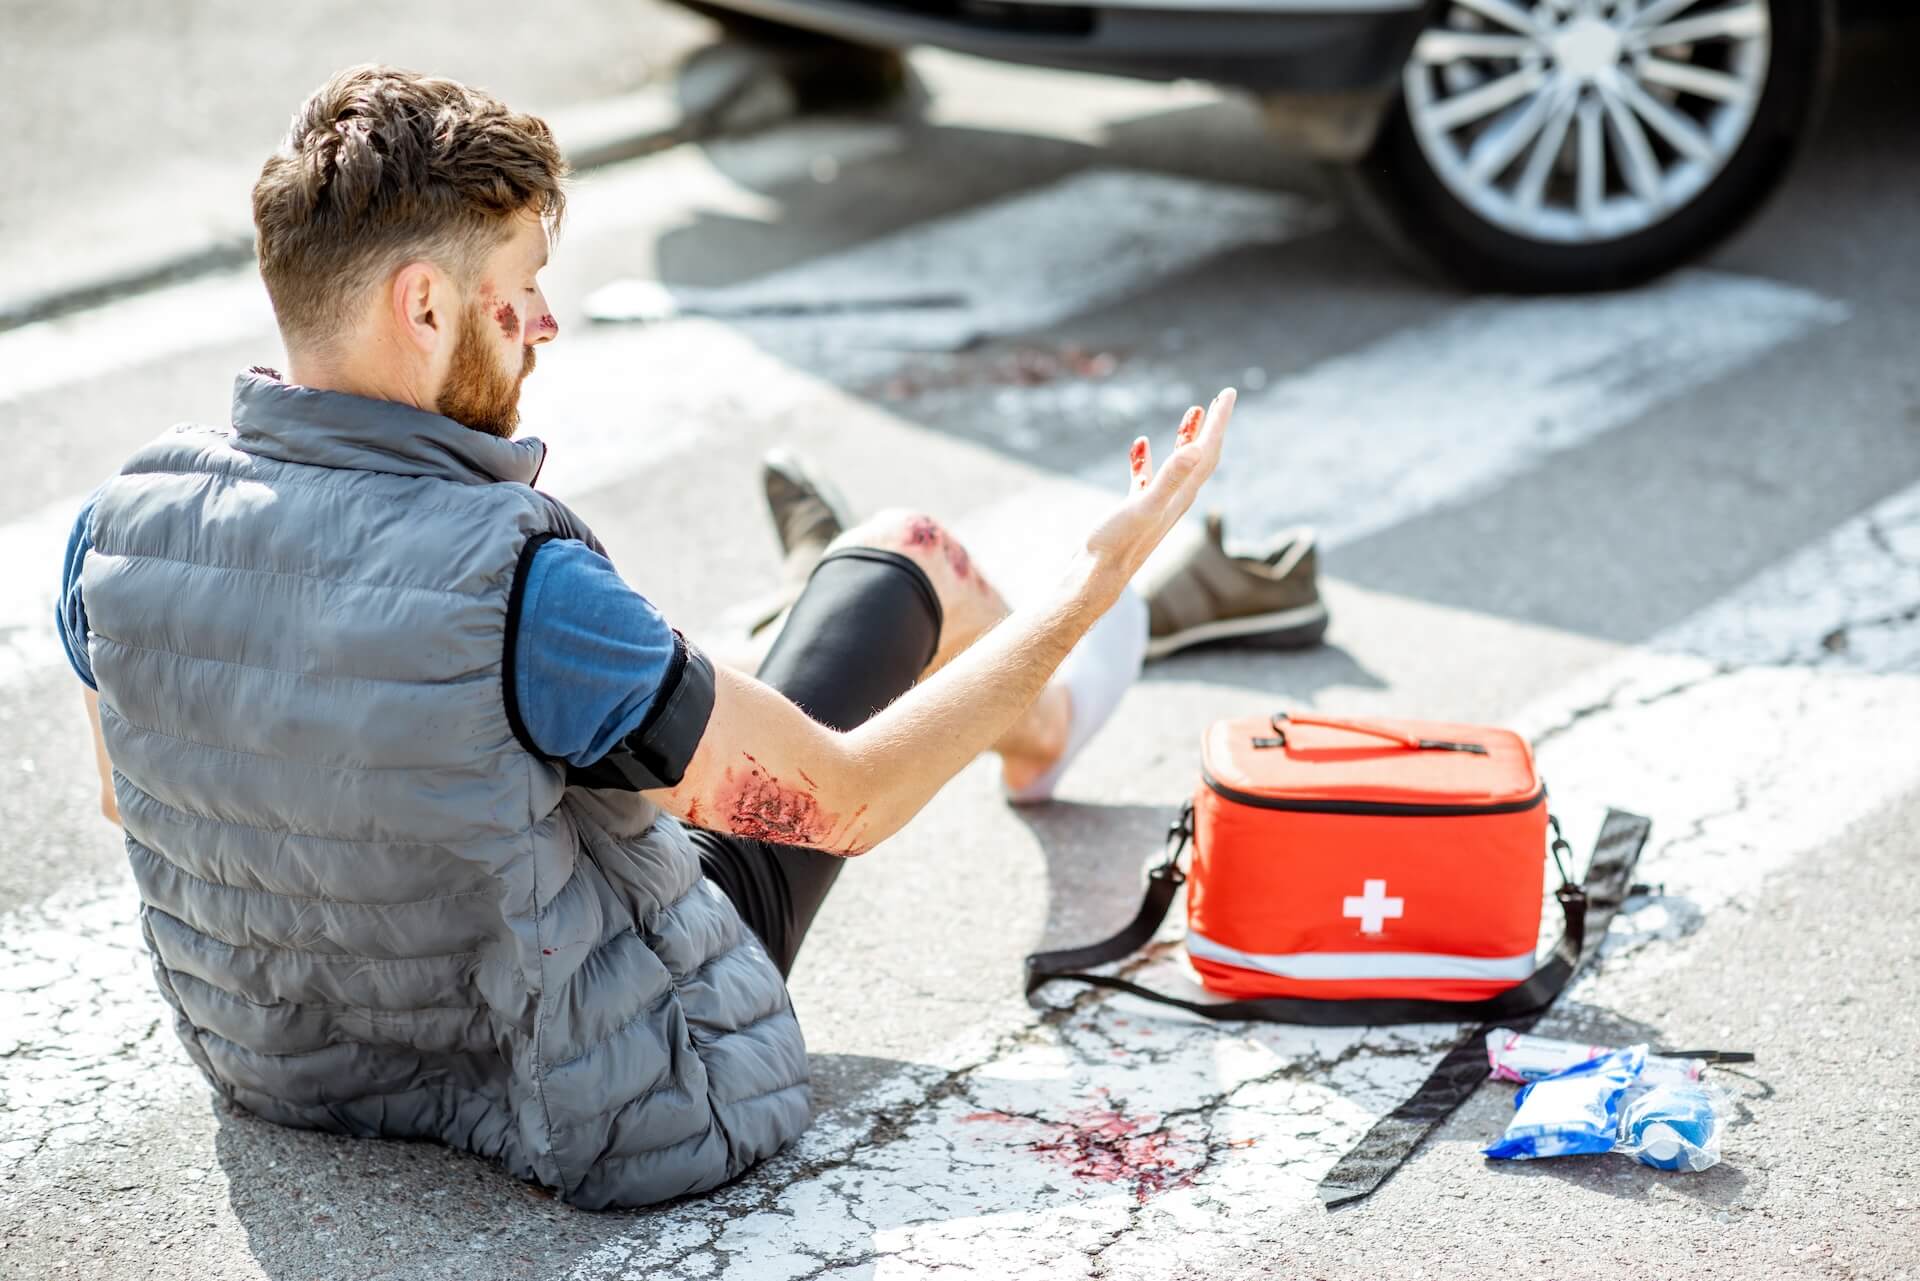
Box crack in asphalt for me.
[627,977,1138,1278]
[1862,514,1920,569]
[636,933,1364,1278]
[1821,598,1920,653]
[1527,666,1734,755]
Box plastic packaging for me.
[1483,1044,1729,1172]
[1617,1082,1724,1172]
[1485,1028,1705,1087]
[1482,1045,1646,1160]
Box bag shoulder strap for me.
[1317,810,1653,1206]
[1024,806,1656,1209]
[1024,807,1640,1028]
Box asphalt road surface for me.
[3,31,1918,1281]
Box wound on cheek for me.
[493,302,519,340]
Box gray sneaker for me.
[728,448,857,638]
[1138,510,1328,659]
[763,447,853,583]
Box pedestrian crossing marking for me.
[587,168,1332,353]
[955,268,1847,604]
[1209,268,1849,546]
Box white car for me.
[681,0,1850,291]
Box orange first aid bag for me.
[1187,711,1548,1004]
[1025,709,1611,1028]
[1025,711,1661,1207]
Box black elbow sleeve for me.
[566,631,717,792]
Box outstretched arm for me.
[645,388,1237,854]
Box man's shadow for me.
[209,1042,955,1281]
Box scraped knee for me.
[834,508,976,586]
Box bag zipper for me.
[1201,767,1547,817]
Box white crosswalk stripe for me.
[955,266,1845,602]
[1518,480,1920,954]
[1208,269,1847,546]
[0,150,1907,1280]
[589,169,1330,353]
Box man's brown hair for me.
[252,65,568,351]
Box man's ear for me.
[390,261,449,356]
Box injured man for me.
[55,66,1323,1209]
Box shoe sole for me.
[1145,601,1329,660]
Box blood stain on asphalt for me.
[961,1091,1207,1204]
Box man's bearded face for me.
[437,299,536,438]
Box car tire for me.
[1340,0,1833,293]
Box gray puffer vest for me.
[81,370,812,1208]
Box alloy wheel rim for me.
[1403,0,1772,245]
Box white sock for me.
[1006,586,1149,804]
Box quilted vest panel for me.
[80,378,811,1208]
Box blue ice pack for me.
[1483,1045,1647,1161]
[1619,1083,1722,1171]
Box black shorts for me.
[688,546,943,979]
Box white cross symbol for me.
[1343,879,1404,934]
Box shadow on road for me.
[1141,637,1387,704]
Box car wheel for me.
[1341,0,1831,292]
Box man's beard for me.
[437,302,536,438]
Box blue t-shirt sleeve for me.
[513,539,681,768]
[55,487,103,690]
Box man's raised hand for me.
[1082,386,1236,598]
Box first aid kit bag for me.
[1186,711,1550,1003]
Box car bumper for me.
[698,0,1429,94]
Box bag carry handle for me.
[1024,806,1636,1029]
[1269,710,1488,756]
